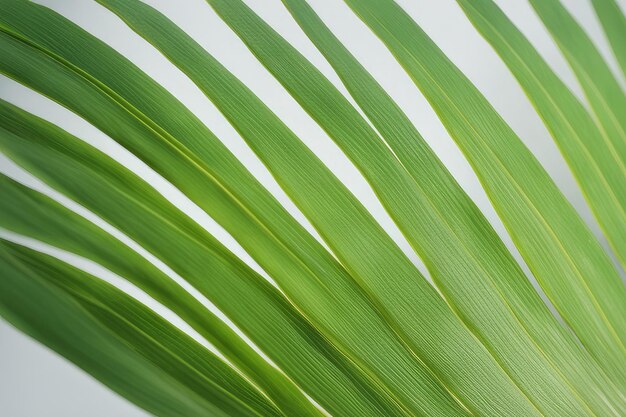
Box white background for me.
[1,0,625,415]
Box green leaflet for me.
[343,0,626,387]
[280,1,626,415]
[0,101,397,417]
[201,0,622,414]
[0,240,265,417]
[529,0,626,177]
[110,0,549,415]
[592,0,626,79]
[459,0,626,272]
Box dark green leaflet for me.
[0,240,269,417]
[0,174,302,417]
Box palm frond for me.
[1,1,625,416]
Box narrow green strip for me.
[0,4,437,414]
[592,0,626,79]
[122,0,550,415]
[459,0,626,271]
[0,174,297,417]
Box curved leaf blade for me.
[592,0,626,79]
[458,0,626,270]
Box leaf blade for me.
[591,0,626,80]
[529,0,626,182]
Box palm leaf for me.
[1,0,625,416]
[526,0,626,269]
[99,1,551,416]
[0,171,307,417]
[279,1,626,414]
[0,7,461,416]
[529,0,626,173]
[592,0,626,79]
